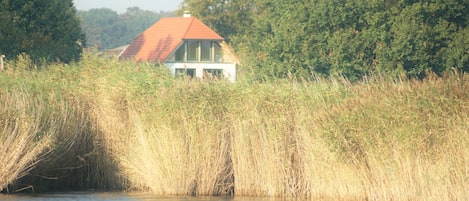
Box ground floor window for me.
[203,69,223,80]
[175,68,195,78]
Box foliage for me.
[78,7,175,50]
[181,0,469,81]
[0,0,85,64]
[178,0,256,42]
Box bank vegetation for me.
[0,55,468,200]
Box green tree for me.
[0,0,85,64]
[383,0,469,78]
[444,27,469,72]
[178,0,256,42]
[177,0,469,80]
[240,0,469,80]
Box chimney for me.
[183,11,191,18]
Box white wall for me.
[165,62,236,82]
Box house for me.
[119,12,237,82]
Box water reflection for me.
[0,193,280,201]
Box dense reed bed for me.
[0,55,468,200]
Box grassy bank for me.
[0,55,468,200]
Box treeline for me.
[180,0,469,80]
[78,7,175,50]
[2,1,469,81]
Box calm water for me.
[0,193,281,201]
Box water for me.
[0,193,279,201]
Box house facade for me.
[119,13,237,82]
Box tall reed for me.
[114,72,468,200]
[0,91,52,193]
[308,73,469,200]
[1,55,468,200]
[0,55,128,192]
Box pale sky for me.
[73,0,183,13]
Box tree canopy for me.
[180,0,469,80]
[0,0,85,64]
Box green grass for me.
[0,54,468,200]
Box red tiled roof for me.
[119,17,223,62]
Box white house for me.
[119,13,237,82]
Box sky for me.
[73,0,183,13]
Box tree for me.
[0,0,85,64]
[178,0,469,80]
[383,0,469,78]
[178,0,256,42]
[239,0,469,80]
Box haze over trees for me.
[180,0,469,80]
[0,0,85,64]
[77,8,175,50]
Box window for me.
[173,40,223,62]
[187,41,199,62]
[203,69,223,80]
[214,42,222,62]
[175,45,186,61]
[175,68,195,78]
[200,41,212,62]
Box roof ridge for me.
[120,16,224,62]
[182,17,195,39]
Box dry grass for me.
[114,73,468,200]
[313,73,469,200]
[0,91,52,193]
[1,55,468,200]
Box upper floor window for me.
[175,40,222,62]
